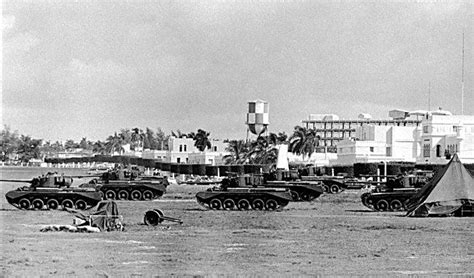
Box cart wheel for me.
[144,209,164,226]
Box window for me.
[436,145,441,157]
[453,126,458,132]
[184,145,187,152]
[177,157,181,163]
[213,146,217,151]
[423,126,429,133]
[423,144,430,158]
[179,145,182,152]
[386,147,392,156]
[369,147,374,152]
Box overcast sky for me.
[2,1,472,142]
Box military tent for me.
[406,154,474,217]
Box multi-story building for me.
[333,124,420,165]
[332,112,474,165]
[302,112,421,153]
[417,114,474,164]
[142,137,229,165]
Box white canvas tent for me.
[406,154,474,217]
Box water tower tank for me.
[246,99,269,136]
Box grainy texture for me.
[1,183,472,276]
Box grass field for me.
[1,168,472,276]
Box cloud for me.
[52,58,138,102]
[4,32,40,55]
[2,15,16,33]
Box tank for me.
[196,174,293,211]
[360,170,434,211]
[82,168,168,201]
[3,172,102,210]
[264,170,326,200]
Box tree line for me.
[1,125,320,165]
[224,126,320,165]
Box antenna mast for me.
[461,31,465,115]
[428,82,431,111]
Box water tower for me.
[246,99,269,138]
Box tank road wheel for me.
[237,199,251,210]
[46,199,59,210]
[131,190,142,200]
[209,198,222,210]
[265,199,278,211]
[300,192,311,201]
[223,199,235,210]
[143,190,154,200]
[75,199,87,210]
[118,190,129,200]
[329,185,340,194]
[18,198,31,210]
[375,199,389,211]
[390,199,403,211]
[251,199,265,210]
[290,191,300,201]
[61,199,74,209]
[105,190,116,200]
[32,199,44,210]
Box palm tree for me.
[288,126,320,160]
[171,130,187,138]
[268,132,288,145]
[17,135,42,162]
[245,135,277,165]
[193,129,212,152]
[105,132,124,155]
[119,129,132,145]
[92,140,107,155]
[155,128,169,150]
[0,125,20,161]
[223,140,249,164]
[131,128,145,151]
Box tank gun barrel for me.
[0,179,32,183]
[71,175,101,179]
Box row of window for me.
[423,125,474,134]
[423,144,459,158]
[178,145,219,152]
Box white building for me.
[332,112,474,165]
[417,114,474,164]
[142,137,229,165]
[333,124,420,165]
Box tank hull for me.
[361,189,419,211]
[196,188,293,211]
[5,187,102,210]
[300,176,347,194]
[264,181,324,201]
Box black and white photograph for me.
[1,0,473,276]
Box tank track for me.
[9,196,99,211]
[196,195,290,211]
[361,192,414,212]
